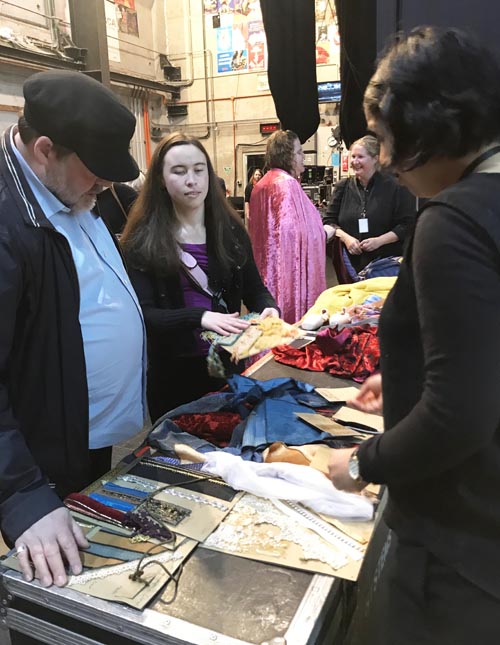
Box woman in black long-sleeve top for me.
[323,135,415,272]
[121,133,278,421]
[328,26,500,645]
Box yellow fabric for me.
[303,277,397,318]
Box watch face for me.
[348,454,360,481]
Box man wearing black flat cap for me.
[0,70,146,587]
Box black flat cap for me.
[23,70,139,182]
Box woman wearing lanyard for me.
[323,135,415,272]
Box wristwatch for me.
[348,448,363,483]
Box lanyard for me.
[353,178,369,217]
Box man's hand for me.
[15,507,88,587]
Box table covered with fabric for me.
[0,356,384,645]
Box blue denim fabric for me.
[230,395,331,460]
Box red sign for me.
[260,123,280,135]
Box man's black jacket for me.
[0,127,91,544]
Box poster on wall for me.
[235,0,262,20]
[315,0,340,65]
[248,21,265,70]
[105,0,120,62]
[216,24,233,73]
[231,16,248,71]
[114,0,139,37]
[216,19,248,73]
[316,23,331,65]
[217,51,233,74]
[217,0,235,13]
[204,0,218,13]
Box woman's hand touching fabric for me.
[259,307,280,319]
[201,311,250,335]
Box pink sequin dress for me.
[248,168,326,323]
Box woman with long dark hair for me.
[121,132,278,421]
[244,167,262,219]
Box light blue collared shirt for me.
[11,132,146,448]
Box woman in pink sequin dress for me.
[248,130,326,324]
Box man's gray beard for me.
[70,194,97,214]
[45,184,97,215]
[44,168,99,215]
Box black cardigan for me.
[323,171,415,270]
[358,172,500,599]
[127,221,277,360]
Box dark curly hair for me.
[364,26,500,171]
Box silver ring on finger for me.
[16,543,28,555]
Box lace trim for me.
[204,494,351,571]
[271,500,364,561]
[68,549,184,585]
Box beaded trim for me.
[116,474,159,491]
[138,458,234,489]
[145,498,191,527]
[150,455,205,471]
[114,473,230,512]
[156,487,229,513]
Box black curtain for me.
[260,0,319,144]
[335,0,377,148]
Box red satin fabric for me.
[272,325,380,382]
[64,492,125,523]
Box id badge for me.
[358,218,369,234]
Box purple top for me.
[180,243,211,355]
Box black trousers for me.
[88,445,113,483]
[378,536,500,645]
